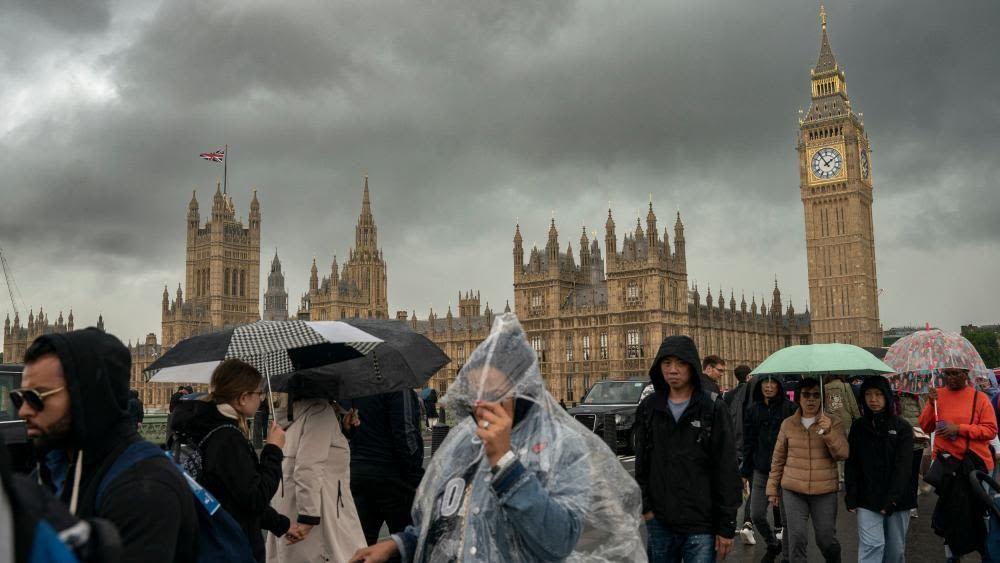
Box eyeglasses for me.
[10,386,66,412]
[799,391,821,399]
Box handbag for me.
[923,392,978,489]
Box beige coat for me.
[266,399,366,563]
[766,411,849,497]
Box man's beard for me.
[29,411,73,449]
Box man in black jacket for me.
[742,374,798,561]
[635,335,741,562]
[846,376,914,563]
[126,390,143,430]
[341,389,425,545]
[16,329,197,562]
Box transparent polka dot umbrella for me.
[884,328,993,394]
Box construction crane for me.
[0,247,27,319]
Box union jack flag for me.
[200,148,225,162]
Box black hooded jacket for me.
[741,375,798,478]
[170,399,289,562]
[34,328,196,562]
[634,335,741,539]
[845,376,915,513]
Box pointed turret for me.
[504,300,512,313]
[605,208,617,268]
[772,278,782,318]
[673,211,686,265]
[564,242,575,269]
[175,283,183,307]
[67,309,74,331]
[729,292,736,312]
[249,189,261,231]
[579,227,591,272]
[97,314,104,332]
[330,255,339,284]
[309,258,319,292]
[188,190,200,231]
[646,200,658,249]
[162,285,170,312]
[513,223,524,272]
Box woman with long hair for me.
[172,359,291,562]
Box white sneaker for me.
[740,524,756,545]
[910,508,918,519]
[775,527,784,541]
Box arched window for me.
[240,270,246,297]
[232,270,238,296]
[224,269,230,295]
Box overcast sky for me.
[1,0,998,348]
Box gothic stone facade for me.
[799,8,881,347]
[162,185,262,348]
[504,208,810,402]
[127,333,177,411]
[3,309,103,363]
[300,177,389,321]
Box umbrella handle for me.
[930,401,938,451]
[265,375,276,424]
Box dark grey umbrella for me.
[270,319,450,400]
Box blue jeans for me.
[856,508,908,563]
[646,517,715,563]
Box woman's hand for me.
[285,523,313,544]
[816,414,832,434]
[474,401,513,467]
[349,540,398,563]
[266,421,286,449]
[342,408,361,432]
[768,495,779,508]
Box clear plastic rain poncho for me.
[409,313,645,562]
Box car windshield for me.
[582,381,650,405]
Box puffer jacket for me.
[766,411,849,496]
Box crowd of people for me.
[2,317,1000,562]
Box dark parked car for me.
[568,379,653,453]
[1,363,33,472]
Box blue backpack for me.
[96,440,255,563]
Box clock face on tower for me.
[811,147,842,179]
[860,149,870,179]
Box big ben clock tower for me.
[799,6,881,347]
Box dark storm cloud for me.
[3,0,112,34]
[1,0,998,341]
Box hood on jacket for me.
[169,398,235,442]
[751,374,788,403]
[32,328,132,454]
[647,335,703,396]
[858,376,894,417]
[443,315,543,415]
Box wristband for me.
[491,451,516,475]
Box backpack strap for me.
[96,440,164,508]
[197,424,242,450]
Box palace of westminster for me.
[3,9,882,409]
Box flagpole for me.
[223,143,228,194]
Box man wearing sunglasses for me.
[15,328,197,562]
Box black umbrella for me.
[270,319,450,401]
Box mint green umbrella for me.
[751,344,893,417]
[751,343,894,377]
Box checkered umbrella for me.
[144,320,383,384]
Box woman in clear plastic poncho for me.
[350,313,645,562]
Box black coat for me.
[340,390,425,485]
[634,335,742,539]
[741,376,798,478]
[845,376,916,513]
[33,328,197,563]
[172,401,289,562]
